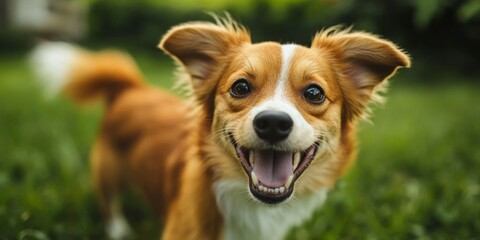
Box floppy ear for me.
[158,21,250,101]
[312,28,411,120]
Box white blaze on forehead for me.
[275,44,297,99]
[246,44,315,150]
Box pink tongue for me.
[252,150,293,188]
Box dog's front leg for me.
[161,160,223,240]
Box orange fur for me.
[65,50,144,104]
[58,18,409,240]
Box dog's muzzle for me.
[228,110,319,204]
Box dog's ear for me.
[159,22,250,99]
[312,28,411,120]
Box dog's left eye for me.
[303,84,325,104]
[230,79,251,98]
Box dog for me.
[31,17,410,240]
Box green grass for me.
[288,82,480,240]
[0,52,479,239]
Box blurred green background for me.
[0,0,479,239]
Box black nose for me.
[253,110,293,143]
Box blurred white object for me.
[7,0,86,40]
[30,41,78,97]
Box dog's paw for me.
[106,215,133,240]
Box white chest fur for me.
[214,180,328,240]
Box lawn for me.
[0,51,478,239]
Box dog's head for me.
[159,18,410,204]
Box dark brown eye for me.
[303,84,325,104]
[230,79,251,98]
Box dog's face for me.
[160,20,410,204]
[212,43,344,204]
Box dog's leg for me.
[160,161,223,240]
[91,139,133,240]
[105,197,132,240]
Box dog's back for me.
[31,42,192,238]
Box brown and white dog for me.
[31,17,410,240]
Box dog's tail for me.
[30,41,145,104]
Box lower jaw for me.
[249,183,293,204]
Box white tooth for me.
[279,187,285,193]
[269,188,274,193]
[259,185,264,191]
[285,175,294,189]
[293,152,301,171]
[274,188,279,194]
[249,150,254,166]
[251,171,259,186]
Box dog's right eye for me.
[303,84,325,104]
[230,79,251,98]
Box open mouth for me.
[228,133,319,204]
